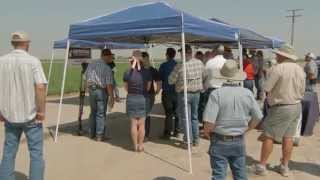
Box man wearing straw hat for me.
[203,60,263,180]
[252,44,305,177]
[0,32,47,180]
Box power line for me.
[286,9,303,46]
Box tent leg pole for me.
[181,31,193,174]
[54,40,70,142]
[238,41,244,87]
[46,48,55,96]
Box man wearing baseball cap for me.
[252,44,305,177]
[85,48,115,141]
[304,52,318,92]
[0,32,47,180]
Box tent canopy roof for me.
[68,2,239,44]
[209,18,284,49]
[53,39,146,49]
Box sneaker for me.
[173,131,179,138]
[250,164,267,176]
[276,164,290,177]
[95,136,104,142]
[160,134,170,140]
[181,142,192,149]
[193,140,200,147]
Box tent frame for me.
[52,5,245,174]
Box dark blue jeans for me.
[177,92,200,143]
[209,134,247,180]
[0,120,44,180]
[162,92,179,136]
[198,88,216,124]
[145,94,155,137]
[89,87,108,138]
[243,79,254,93]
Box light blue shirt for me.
[204,85,263,136]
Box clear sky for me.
[0,0,318,59]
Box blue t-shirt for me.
[159,59,177,93]
[123,68,152,95]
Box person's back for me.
[0,50,46,122]
[124,68,151,95]
[159,60,176,93]
[207,86,261,135]
[186,58,205,91]
[265,62,305,106]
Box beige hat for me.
[213,60,246,81]
[214,44,224,53]
[306,52,316,59]
[11,31,30,42]
[272,43,298,61]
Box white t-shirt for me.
[204,55,227,89]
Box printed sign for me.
[69,48,91,59]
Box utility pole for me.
[286,9,303,46]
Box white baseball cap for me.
[11,31,30,42]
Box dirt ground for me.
[0,89,319,180]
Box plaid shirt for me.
[85,59,113,88]
[169,58,205,93]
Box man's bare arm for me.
[245,119,261,133]
[35,84,47,121]
[203,121,216,139]
[106,84,114,108]
[0,112,5,122]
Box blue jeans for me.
[89,88,108,138]
[209,134,247,180]
[243,79,254,93]
[0,120,44,180]
[177,92,200,143]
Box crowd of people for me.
[0,31,318,180]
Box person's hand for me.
[35,112,45,123]
[203,131,211,140]
[115,96,121,103]
[0,114,5,122]
[108,97,115,109]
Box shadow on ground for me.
[47,109,184,151]
[15,171,28,180]
[246,156,320,177]
[153,177,176,180]
[47,96,90,106]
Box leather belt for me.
[211,133,243,141]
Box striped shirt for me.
[0,49,47,123]
[85,59,113,88]
[169,58,205,93]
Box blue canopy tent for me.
[68,2,238,44]
[53,39,146,49]
[209,18,285,49]
[55,2,239,173]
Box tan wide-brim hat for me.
[272,43,298,61]
[213,60,246,81]
[11,31,30,42]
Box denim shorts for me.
[126,94,147,119]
